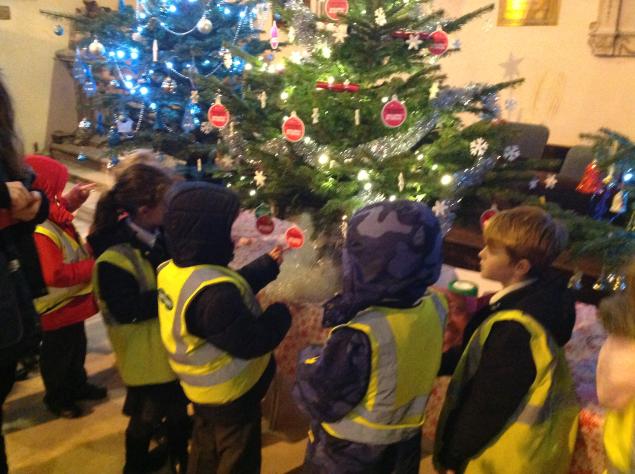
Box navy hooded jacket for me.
[163,182,291,418]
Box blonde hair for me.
[484,206,568,276]
[599,261,635,338]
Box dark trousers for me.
[0,359,17,474]
[187,405,261,474]
[40,322,87,408]
[125,387,190,473]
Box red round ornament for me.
[282,112,305,142]
[480,207,498,229]
[256,215,275,235]
[325,0,349,21]
[428,29,449,56]
[208,101,230,129]
[381,97,407,128]
[285,226,305,249]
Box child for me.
[596,260,635,474]
[157,182,291,474]
[88,163,190,474]
[434,206,579,474]
[293,200,447,474]
[26,155,106,419]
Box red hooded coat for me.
[26,155,96,331]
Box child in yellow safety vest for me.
[597,260,635,474]
[26,155,106,419]
[293,200,447,473]
[158,182,291,474]
[88,162,190,474]
[434,206,579,474]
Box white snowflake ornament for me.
[254,170,267,188]
[374,7,387,26]
[406,34,422,50]
[432,200,449,217]
[503,145,520,162]
[470,138,489,157]
[544,174,558,189]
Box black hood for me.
[500,274,576,347]
[164,182,240,267]
[89,221,138,258]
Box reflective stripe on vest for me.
[322,291,448,445]
[94,243,175,386]
[435,309,579,474]
[33,220,92,315]
[157,261,270,404]
[604,399,635,473]
[94,244,156,325]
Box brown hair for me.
[0,76,26,180]
[599,261,635,338]
[92,162,172,234]
[484,206,568,276]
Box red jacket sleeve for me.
[0,209,14,229]
[34,232,94,287]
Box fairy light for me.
[318,153,329,165]
[440,174,453,186]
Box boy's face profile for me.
[478,243,530,287]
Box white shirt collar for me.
[125,219,158,248]
[489,278,537,304]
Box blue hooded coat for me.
[293,200,443,474]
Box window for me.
[498,0,560,26]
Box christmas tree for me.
[43,0,271,174]
[216,0,521,235]
[46,0,524,235]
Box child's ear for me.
[515,258,532,277]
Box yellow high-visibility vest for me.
[604,399,635,474]
[435,310,579,474]
[157,260,270,405]
[33,220,92,315]
[94,243,175,386]
[321,292,448,444]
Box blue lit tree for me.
[44,0,270,173]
